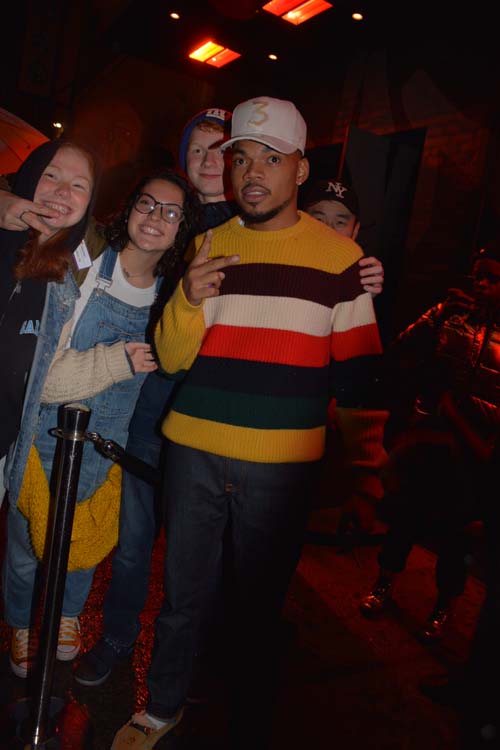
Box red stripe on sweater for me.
[331,322,382,361]
[200,325,331,367]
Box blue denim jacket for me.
[34,248,155,502]
[7,247,159,505]
[6,269,80,505]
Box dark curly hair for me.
[103,168,201,278]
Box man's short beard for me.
[238,197,292,226]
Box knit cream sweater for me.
[41,317,133,404]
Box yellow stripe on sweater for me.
[163,411,326,463]
[195,213,362,273]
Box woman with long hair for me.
[0,139,100,504]
[2,164,200,680]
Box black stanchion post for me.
[29,402,91,749]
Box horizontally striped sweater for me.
[155,212,386,472]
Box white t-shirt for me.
[69,251,156,344]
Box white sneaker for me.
[10,627,38,678]
[57,616,81,661]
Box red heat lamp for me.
[189,41,241,68]
[262,0,333,25]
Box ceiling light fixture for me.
[262,0,332,25]
[206,48,241,68]
[268,53,278,60]
[188,41,241,68]
[170,12,180,20]
[352,12,363,21]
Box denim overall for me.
[95,202,239,655]
[3,248,158,627]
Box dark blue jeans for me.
[101,371,174,650]
[147,443,318,746]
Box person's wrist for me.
[124,347,135,374]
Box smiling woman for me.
[13,141,98,282]
[0,139,99,477]
[1,164,201,682]
[33,147,93,231]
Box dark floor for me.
[0,503,487,750]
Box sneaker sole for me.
[9,656,29,679]
[74,666,112,687]
[56,645,81,662]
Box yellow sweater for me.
[155,213,388,482]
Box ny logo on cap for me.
[206,108,231,121]
[326,181,348,200]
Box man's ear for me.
[296,156,309,186]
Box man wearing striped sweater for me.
[112,96,388,750]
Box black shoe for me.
[418,605,453,642]
[359,577,394,617]
[73,637,132,687]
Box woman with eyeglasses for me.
[4,168,200,679]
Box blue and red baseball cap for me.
[179,107,232,173]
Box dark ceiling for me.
[83,0,486,95]
[3,0,496,141]
[89,0,371,87]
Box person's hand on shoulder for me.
[359,256,384,297]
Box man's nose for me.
[244,161,263,180]
[203,148,222,166]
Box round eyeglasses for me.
[134,193,184,224]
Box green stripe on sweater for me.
[173,385,328,429]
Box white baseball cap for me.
[221,96,307,155]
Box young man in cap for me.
[73,111,384,689]
[179,107,237,230]
[111,95,388,750]
[303,177,361,239]
[303,177,384,295]
[302,177,385,516]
